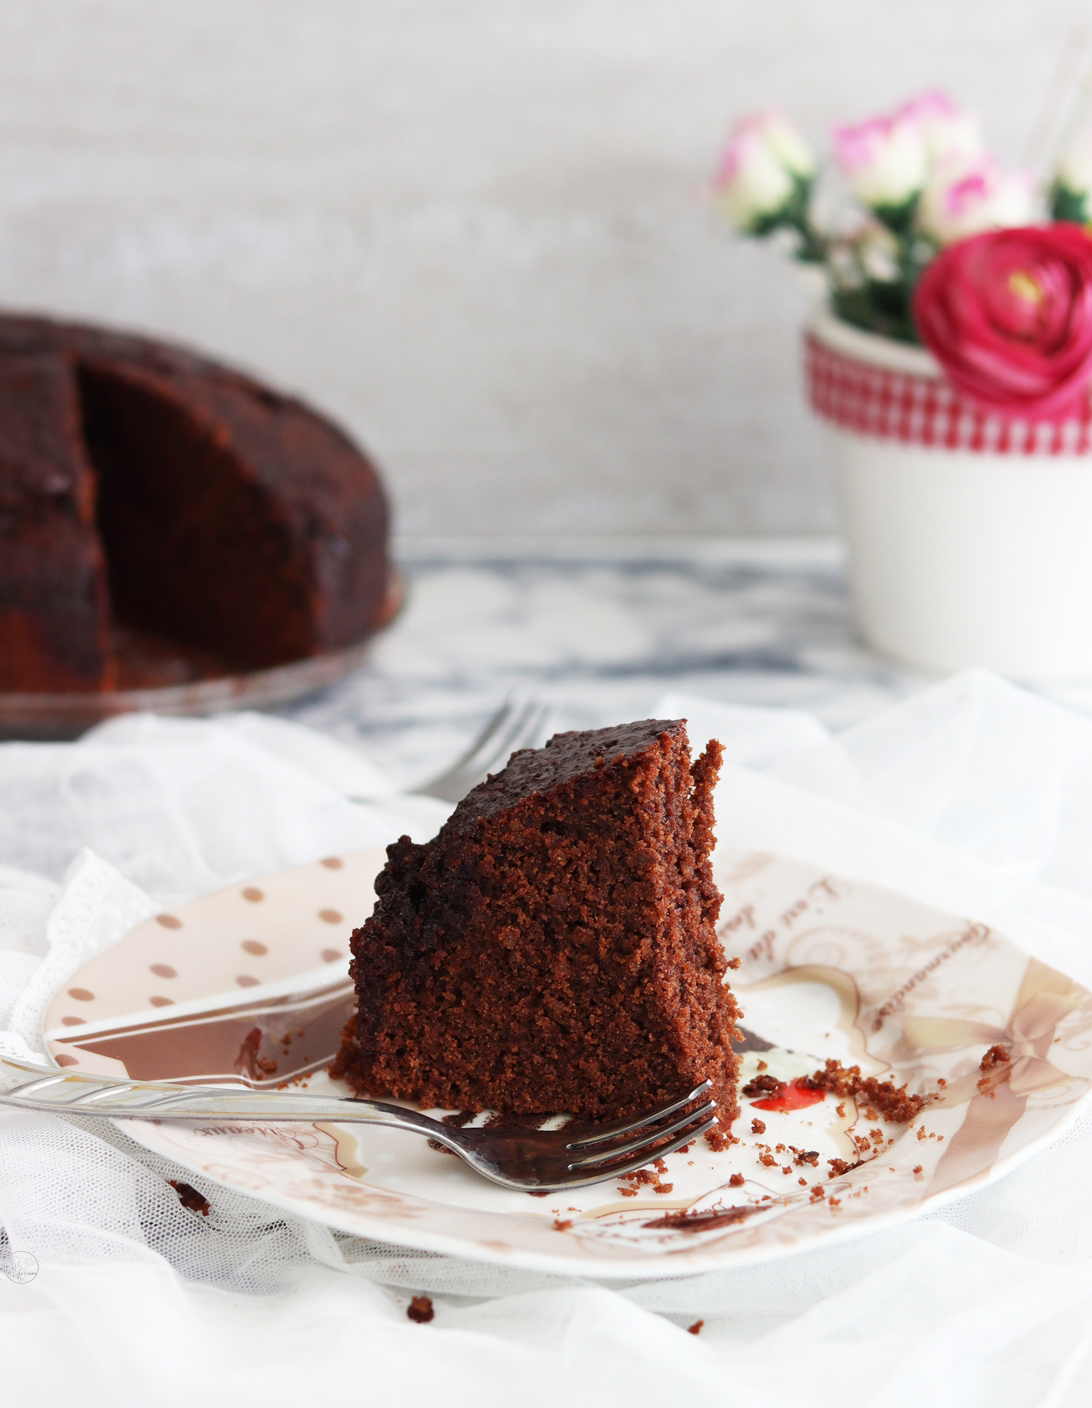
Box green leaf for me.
[1050,183,1089,225]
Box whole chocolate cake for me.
[0,313,391,691]
[333,719,741,1129]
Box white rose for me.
[833,114,928,210]
[898,90,983,165]
[761,115,816,180]
[917,155,1035,245]
[712,112,815,231]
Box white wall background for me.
[0,0,1083,540]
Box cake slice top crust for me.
[450,718,688,830]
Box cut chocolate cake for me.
[0,354,112,690]
[333,719,741,1129]
[0,313,392,690]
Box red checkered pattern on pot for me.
[805,332,1092,455]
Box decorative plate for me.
[43,848,1092,1279]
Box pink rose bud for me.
[896,90,982,164]
[833,112,928,210]
[712,111,815,231]
[912,224,1092,419]
[917,154,1035,245]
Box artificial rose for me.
[832,112,928,210]
[712,111,815,231]
[916,154,1034,245]
[896,90,982,165]
[912,224,1092,418]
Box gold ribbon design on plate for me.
[899,957,1092,1196]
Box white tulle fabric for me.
[4,675,1092,1406]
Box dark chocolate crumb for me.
[802,1059,930,1123]
[741,1073,786,1100]
[407,1295,434,1323]
[169,1180,210,1216]
[826,1156,865,1177]
[687,1320,704,1335]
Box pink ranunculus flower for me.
[712,111,815,231]
[917,153,1035,245]
[832,111,928,209]
[912,224,1092,418]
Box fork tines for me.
[417,694,553,803]
[564,1079,717,1176]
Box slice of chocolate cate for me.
[332,719,740,1132]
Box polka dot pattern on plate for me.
[41,847,388,1052]
[55,1054,78,1067]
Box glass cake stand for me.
[0,572,402,741]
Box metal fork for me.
[0,1057,715,1192]
[408,694,554,803]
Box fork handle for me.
[0,1055,441,1135]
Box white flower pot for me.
[807,309,1092,680]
